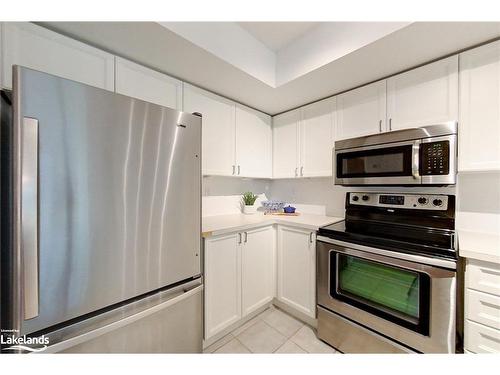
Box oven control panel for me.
[349,193,449,210]
[420,141,450,176]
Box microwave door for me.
[334,140,421,186]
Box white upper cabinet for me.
[235,104,272,178]
[183,84,236,176]
[459,40,500,172]
[300,97,336,177]
[273,109,300,178]
[387,55,459,131]
[1,22,114,90]
[336,80,387,140]
[241,226,275,316]
[115,57,183,110]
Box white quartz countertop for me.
[457,212,500,264]
[458,230,500,264]
[202,213,344,238]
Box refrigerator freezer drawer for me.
[44,283,203,353]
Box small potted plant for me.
[242,192,258,215]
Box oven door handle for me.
[317,236,457,274]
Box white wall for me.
[269,178,457,218]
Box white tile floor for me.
[204,306,338,354]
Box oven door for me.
[334,140,421,185]
[317,238,457,353]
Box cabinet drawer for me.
[467,289,500,330]
[465,320,500,353]
[466,261,500,296]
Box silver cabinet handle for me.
[238,165,240,175]
[379,120,382,132]
[389,118,392,131]
[300,166,304,176]
[232,165,235,175]
[244,232,248,243]
[238,232,242,244]
[309,232,314,243]
[22,117,39,320]
[294,167,298,177]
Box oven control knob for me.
[418,197,427,205]
[433,199,443,207]
[352,195,359,202]
[362,195,369,201]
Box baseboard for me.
[272,298,318,328]
[202,302,272,348]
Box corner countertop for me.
[458,230,500,264]
[457,212,500,264]
[202,213,344,238]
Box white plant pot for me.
[243,204,257,215]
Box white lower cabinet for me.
[1,22,114,90]
[277,225,316,318]
[204,232,241,340]
[464,259,500,353]
[241,227,275,316]
[204,226,275,340]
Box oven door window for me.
[337,145,414,178]
[330,252,430,335]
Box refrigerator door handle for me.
[22,117,39,320]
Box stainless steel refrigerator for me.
[0,66,203,353]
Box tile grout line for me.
[288,328,312,353]
[233,336,253,353]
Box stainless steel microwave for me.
[334,122,457,186]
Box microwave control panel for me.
[420,141,450,175]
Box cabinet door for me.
[115,57,182,110]
[272,109,299,178]
[300,97,335,177]
[277,226,316,318]
[459,41,500,171]
[336,80,386,140]
[235,104,272,178]
[1,22,114,90]
[241,226,275,316]
[387,55,458,131]
[183,84,235,176]
[204,233,241,339]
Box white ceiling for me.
[40,22,500,115]
[160,22,411,86]
[237,22,319,51]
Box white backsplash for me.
[202,172,500,220]
[457,171,500,214]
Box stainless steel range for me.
[316,192,463,353]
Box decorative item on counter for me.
[242,191,258,215]
[283,205,296,214]
[261,200,285,214]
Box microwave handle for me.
[412,140,421,179]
